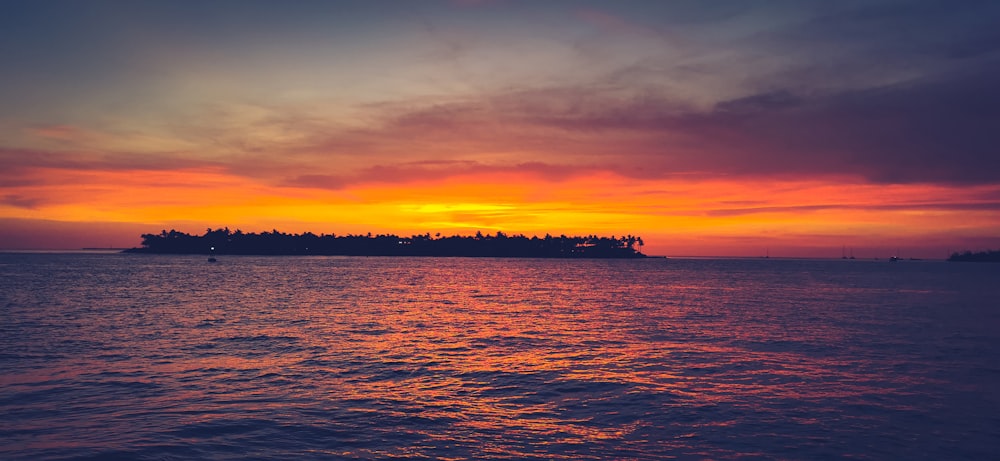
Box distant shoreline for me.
[124,229,649,259]
[121,251,661,259]
[947,249,1000,262]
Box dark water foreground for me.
[2,254,999,460]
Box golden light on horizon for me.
[2,1,999,258]
[3,162,998,257]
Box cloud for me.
[699,63,1000,184]
[714,90,802,113]
[705,201,1000,218]
[575,8,674,41]
[1,194,42,209]
[0,146,219,176]
[780,0,1000,60]
[473,61,1000,184]
[236,52,999,188]
[282,160,592,190]
[8,1,995,190]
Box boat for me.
[208,246,218,263]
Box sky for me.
[1,0,999,257]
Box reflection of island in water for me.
[948,249,1000,262]
[124,228,648,258]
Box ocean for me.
[2,253,998,460]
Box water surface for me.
[2,254,999,459]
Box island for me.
[124,228,648,258]
[947,249,1000,262]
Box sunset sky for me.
[2,0,998,257]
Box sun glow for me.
[2,1,999,257]
[3,161,997,257]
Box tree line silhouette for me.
[125,228,648,258]
[948,249,1000,262]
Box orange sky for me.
[2,2,999,257]
[2,164,997,258]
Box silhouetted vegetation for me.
[948,249,1000,262]
[124,228,648,258]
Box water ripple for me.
[2,254,999,460]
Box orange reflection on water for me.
[212,257,875,456]
[6,255,981,460]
